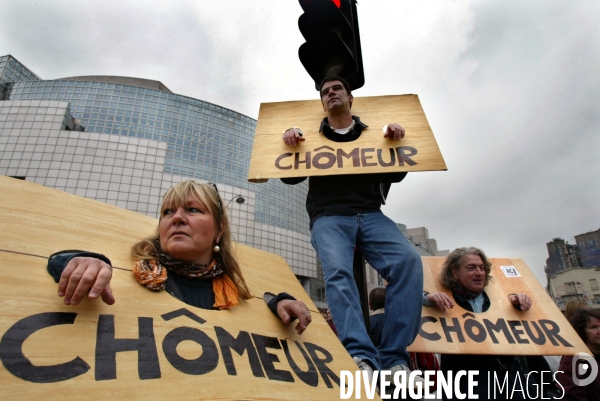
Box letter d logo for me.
[572,352,598,387]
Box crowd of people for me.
[46,75,597,400]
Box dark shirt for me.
[282,116,407,228]
[369,310,385,348]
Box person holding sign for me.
[282,75,423,379]
[423,247,552,399]
[47,180,312,335]
[423,248,533,313]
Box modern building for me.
[0,54,447,309]
[0,54,325,302]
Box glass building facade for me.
[0,55,328,306]
[0,55,40,95]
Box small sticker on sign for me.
[501,266,521,277]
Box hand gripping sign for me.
[248,94,446,183]
[0,176,360,401]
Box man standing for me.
[281,76,423,378]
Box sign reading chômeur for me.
[248,94,447,183]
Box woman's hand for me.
[426,292,455,311]
[276,299,312,335]
[58,257,114,305]
[508,293,532,311]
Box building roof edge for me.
[57,75,172,93]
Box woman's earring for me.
[213,244,221,253]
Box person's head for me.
[569,308,600,350]
[157,181,225,264]
[319,75,353,112]
[565,300,589,321]
[440,247,493,292]
[369,287,386,311]
[132,180,250,299]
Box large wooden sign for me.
[0,176,362,400]
[409,256,589,356]
[248,94,447,183]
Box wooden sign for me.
[0,176,365,400]
[248,95,446,183]
[408,256,590,356]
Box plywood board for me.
[248,94,447,183]
[408,256,590,356]
[0,176,368,400]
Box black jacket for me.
[282,116,406,228]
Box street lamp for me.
[226,195,245,238]
[226,195,245,208]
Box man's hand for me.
[508,293,532,311]
[276,299,312,335]
[426,292,455,311]
[58,257,114,306]
[383,123,405,140]
[283,128,305,147]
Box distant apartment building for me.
[547,268,600,310]
[405,226,449,257]
[576,228,600,268]
[546,238,583,275]
[365,223,448,294]
[545,228,600,310]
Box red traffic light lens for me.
[299,0,341,12]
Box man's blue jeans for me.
[310,212,423,370]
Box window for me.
[591,279,599,291]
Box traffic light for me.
[298,0,364,91]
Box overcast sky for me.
[1,0,598,285]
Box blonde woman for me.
[48,180,312,334]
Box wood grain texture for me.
[248,95,446,183]
[0,176,368,400]
[410,256,590,356]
